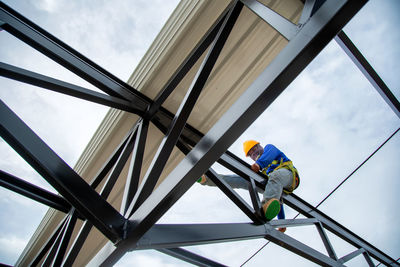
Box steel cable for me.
[240,127,400,266]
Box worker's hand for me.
[251,163,260,173]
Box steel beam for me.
[135,223,268,250]
[98,128,137,199]
[298,0,326,25]
[298,0,316,25]
[42,215,70,267]
[0,100,126,243]
[90,0,367,264]
[247,176,263,219]
[316,222,338,260]
[146,7,229,119]
[241,0,298,40]
[152,111,398,266]
[89,125,136,189]
[141,223,341,267]
[269,218,320,228]
[52,211,78,266]
[121,119,149,216]
[362,252,375,267]
[284,193,399,266]
[265,225,342,266]
[0,170,72,215]
[0,62,140,114]
[205,168,264,224]
[335,31,400,118]
[0,2,150,109]
[62,220,93,267]
[30,215,68,266]
[157,248,227,267]
[62,125,138,265]
[219,152,266,187]
[339,248,366,265]
[126,1,244,215]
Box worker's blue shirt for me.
[256,144,290,174]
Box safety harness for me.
[261,158,300,194]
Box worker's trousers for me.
[202,168,293,204]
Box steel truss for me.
[0,0,399,266]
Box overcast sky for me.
[1,0,399,266]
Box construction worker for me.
[198,141,299,231]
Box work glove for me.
[251,163,260,172]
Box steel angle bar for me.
[52,210,78,266]
[248,177,263,219]
[89,124,137,189]
[298,0,327,25]
[241,0,298,40]
[126,1,244,215]
[0,170,72,215]
[91,0,368,264]
[64,124,139,262]
[298,0,316,25]
[123,0,363,249]
[205,168,264,224]
[0,2,150,110]
[362,252,375,267]
[0,100,125,243]
[284,194,399,266]
[315,222,338,260]
[150,116,193,156]
[335,31,400,118]
[99,126,137,199]
[338,248,366,265]
[147,5,231,119]
[269,218,320,228]
[121,119,149,216]
[42,215,71,267]
[0,62,140,114]
[30,215,69,266]
[157,248,227,267]
[265,226,341,266]
[62,220,93,267]
[219,152,266,186]
[135,223,268,249]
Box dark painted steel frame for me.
[335,31,400,118]
[0,100,125,243]
[126,2,244,216]
[88,0,391,266]
[0,170,72,215]
[0,62,139,114]
[157,248,227,267]
[1,0,399,266]
[241,0,298,40]
[0,2,148,107]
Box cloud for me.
[0,235,27,264]
[0,0,399,266]
[30,0,63,13]
[116,250,187,267]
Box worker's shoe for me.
[262,198,280,221]
[197,175,207,184]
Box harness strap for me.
[262,158,300,194]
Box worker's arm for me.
[256,144,281,169]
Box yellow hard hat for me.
[243,140,259,156]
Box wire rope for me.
[240,127,400,266]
